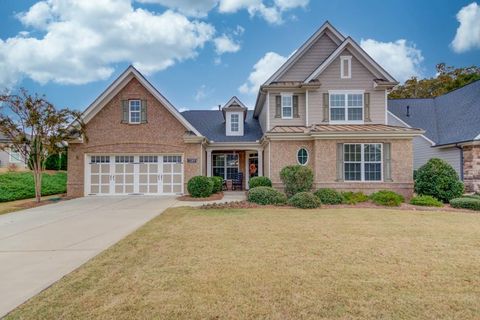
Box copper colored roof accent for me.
[269,124,422,134]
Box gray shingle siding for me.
[182,110,263,142]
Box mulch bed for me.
[15,194,70,209]
[177,192,224,202]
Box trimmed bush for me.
[410,195,443,207]
[450,197,480,211]
[370,190,404,207]
[247,186,287,205]
[279,165,314,197]
[341,191,369,205]
[288,192,321,209]
[463,194,480,200]
[314,188,343,205]
[0,172,67,202]
[187,176,213,198]
[249,176,272,189]
[210,176,223,193]
[415,158,464,202]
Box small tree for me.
[0,88,85,202]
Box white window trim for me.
[344,143,383,182]
[226,112,244,136]
[281,92,293,119]
[212,153,240,180]
[231,114,239,132]
[296,147,309,166]
[340,55,352,79]
[329,90,364,124]
[8,148,22,164]
[129,100,141,124]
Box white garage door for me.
[87,154,183,195]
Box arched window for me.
[297,148,309,165]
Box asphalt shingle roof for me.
[181,110,263,142]
[388,80,480,145]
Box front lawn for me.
[7,207,480,319]
[0,171,67,202]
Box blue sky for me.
[0,0,479,111]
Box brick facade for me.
[67,78,202,197]
[267,138,414,198]
[463,145,480,193]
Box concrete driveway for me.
[0,196,178,317]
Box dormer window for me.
[222,96,247,136]
[340,56,351,79]
[230,114,239,132]
[129,100,141,124]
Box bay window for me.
[344,143,382,181]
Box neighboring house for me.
[67,22,423,198]
[388,80,480,192]
[0,134,25,168]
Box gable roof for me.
[223,96,247,110]
[263,21,345,85]
[304,37,397,83]
[81,65,202,136]
[388,80,480,146]
[182,110,263,143]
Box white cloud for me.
[178,107,189,112]
[274,0,309,10]
[360,39,424,83]
[239,51,287,94]
[195,84,214,101]
[136,0,218,17]
[451,2,480,53]
[214,34,241,54]
[0,0,215,87]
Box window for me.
[129,100,141,124]
[340,56,351,79]
[329,91,363,123]
[115,155,134,163]
[139,155,158,163]
[163,155,182,163]
[297,148,309,165]
[8,148,22,163]
[91,155,110,164]
[212,153,239,180]
[230,114,239,132]
[344,144,382,181]
[281,93,293,119]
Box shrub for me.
[210,176,223,193]
[450,197,480,211]
[414,158,464,202]
[187,176,213,198]
[279,165,314,197]
[314,188,343,205]
[369,190,404,207]
[341,191,369,205]
[247,186,287,205]
[288,192,321,209]
[410,195,443,207]
[249,176,272,189]
[463,194,480,200]
[0,171,67,202]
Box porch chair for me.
[232,172,244,191]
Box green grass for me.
[6,207,480,319]
[0,171,67,202]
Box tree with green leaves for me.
[389,64,480,99]
[0,89,85,202]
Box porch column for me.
[257,148,263,176]
[206,149,212,177]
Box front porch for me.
[206,146,263,191]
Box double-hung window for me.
[344,143,382,181]
[329,91,363,123]
[212,153,239,180]
[281,93,293,119]
[230,114,239,132]
[129,100,141,124]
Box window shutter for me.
[364,92,371,122]
[383,143,392,182]
[121,100,128,123]
[141,100,147,123]
[336,143,344,181]
[322,93,329,122]
[275,95,281,118]
[293,95,299,118]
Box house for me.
[67,22,423,198]
[388,80,480,192]
[0,134,25,168]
